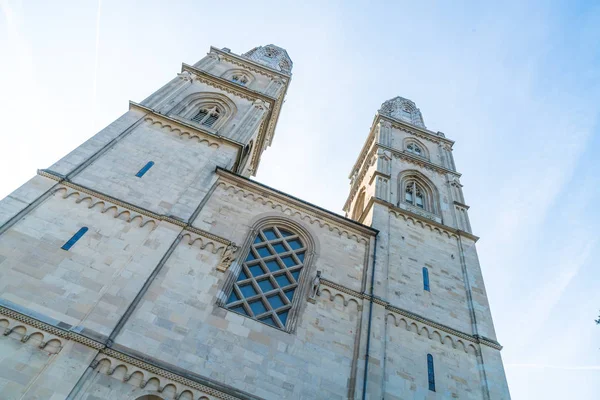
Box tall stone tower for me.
[344,97,510,398]
[0,44,509,400]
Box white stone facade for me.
[0,44,510,399]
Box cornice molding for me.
[129,102,243,149]
[348,114,456,180]
[380,114,454,145]
[211,47,292,79]
[317,278,501,351]
[344,142,461,212]
[374,197,479,241]
[37,170,232,249]
[215,168,377,242]
[182,63,276,104]
[182,60,287,177]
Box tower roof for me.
[379,96,426,128]
[242,44,293,75]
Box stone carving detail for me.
[379,96,426,128]
[376,120,392,146]
[376,149,392,175]
[216,244,239,272]
[195,52,220,71]
[308,271,322,303]
[375,176,390,202]
[242,45,293,74]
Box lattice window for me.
[405,180,426,209]
[191,107,220,127]
[427,354,436,391]
[226,226,306,329]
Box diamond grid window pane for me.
[226,226,306,330]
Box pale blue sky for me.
[1,1,599,398]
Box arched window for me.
[225,226,307,330]
[422,267,430,291]
[427,354,436,391]
[352,190,366,221]
[169,92,237,131]
[398,171,439,217]
[403,138,429,159]
[191,106,220,127]
[221,69,254,87]
[404,180,426,209]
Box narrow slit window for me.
[135,161,154,178]
[61,227,88,251]
[427,354,436,391]
[423,267,430,291]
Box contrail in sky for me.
[92,0,103,127]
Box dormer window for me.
[191,106,220,127]
[407,143,422,156]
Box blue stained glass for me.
[277,310,289,326]
[230,305,248,316]
[239,284,257,297]
[296,252,305,262]
[275,274,291,288]
[423,267,430,292]
[237,270,248,281]
[61,227,89,251]
[265,260,280,272]
[246,251,256,261]
[427,354,435,391]
[267,294,284,309]
[281,256,296,267]
[249,265,265,277]
[287,239,302,250]
[284,288,295,301]
[263,229,277,240]
[249,300,266,316]
[258,279,275,293]
[227,291,239,304]
[256,246,271,258]
[291,270,301,281]
[254,236,263,244]
[272,243,287,254]
[279,229,293,237]
[135,161,154,178]
[259,316,277,327]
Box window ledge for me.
[398,202,442,224]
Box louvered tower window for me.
[191,106,220,127]
[191,109,207,123]
[407,143,423,156]
[226,226,306,329]
[405,180,426,209]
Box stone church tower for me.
[0,44,510,400]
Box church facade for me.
[0,44,510,399]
